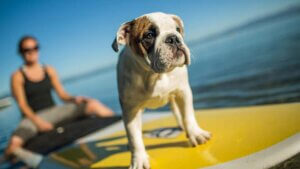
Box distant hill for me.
[61,63,115,84]
[0,96,12,109]
[188,5,300,47]
[0,92,11,100]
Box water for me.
[188,13,300,108]
[1,11,300,158]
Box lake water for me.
[1,12,300,158]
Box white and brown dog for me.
[112,12,211,169]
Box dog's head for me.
[112,12,190,73]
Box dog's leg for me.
[175,87,211,147]
[123,108,150,169]
[169,95,184,130]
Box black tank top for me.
[20,66,55,112]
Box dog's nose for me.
[165,35,181,46]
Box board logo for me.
[144,127,182,138]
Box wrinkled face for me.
[113,12,190,73]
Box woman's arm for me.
[46,65,76,102]
[11,71,53,131]
[11,71,37,121]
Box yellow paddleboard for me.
[42,102,300,169]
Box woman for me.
[4,36,114,165]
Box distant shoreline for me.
[0,97,12,110]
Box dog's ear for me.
[169,14,184,37]
[112,21,133,52]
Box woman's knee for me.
[85,99,114,116]
[85,99,100,112]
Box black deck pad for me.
[24,116,122,155]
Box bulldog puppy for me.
[112,12,211,169]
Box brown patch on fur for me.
[172,16,184,36]
[129,16,153,57]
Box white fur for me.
[115,12,211,169]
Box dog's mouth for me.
[177,46,190,65]
[176,48,187,64]
[170,46,189,67]
[149,44,190,73]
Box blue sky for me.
[0,0,299,96]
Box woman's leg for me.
[5,135,24,157]
[5,135,43,168]
[84,99,115,117]
[6,117,39,157]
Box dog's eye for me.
[176,27,181,33]
[145,32,154,39]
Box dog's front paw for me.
[129,152,150,169]
[187,127,211,147]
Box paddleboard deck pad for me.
[25,116,122,155]
[1,116,122,169]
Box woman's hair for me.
[18,35,38,56]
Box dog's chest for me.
[143,74,176,109]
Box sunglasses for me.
[21,45,39,54]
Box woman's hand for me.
[34,116,54,132]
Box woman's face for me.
[21,38,39,65]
